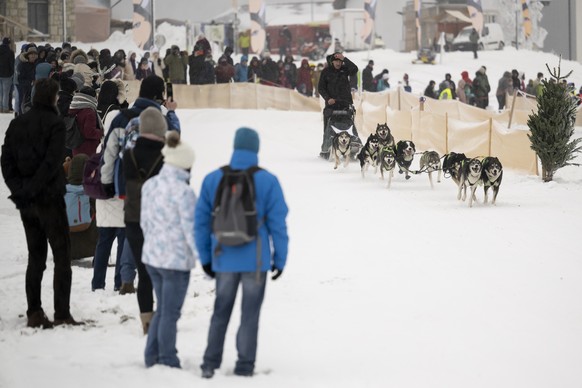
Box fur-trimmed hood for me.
[70,49,89,65]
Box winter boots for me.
[27,309,53,329]
[53,315,85,326]
[140,312,153,335]
[119,282,136,295]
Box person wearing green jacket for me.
[473,66,491,109]
[163,45,188,84]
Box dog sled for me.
[320,105,363,160]
[412,48,436,65]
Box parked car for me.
[451,23,505,51]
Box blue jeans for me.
[0,77,12,112]
[91,227,124,290]
[202,272,267,375]
[144,265,190,368]
[119,238,136,283]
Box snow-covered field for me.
[1,28,582,388]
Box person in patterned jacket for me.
[140,130,197,369]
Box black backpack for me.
[64,113,83,149]
[212,166,262,251]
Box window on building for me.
[28,0,49,34]
[0,0,6,16]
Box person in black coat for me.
[189,52,215,85]
[317,52,358,157]
[0,37,15,113]
[1,78,82,328]
[17,46,38,113]
[362,60,375,92]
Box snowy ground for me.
[1,31,582,387]
[1,105,582,387]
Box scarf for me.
[69,93,103,130]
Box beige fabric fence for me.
[121,81,581,175]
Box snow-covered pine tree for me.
[527,58,581,182]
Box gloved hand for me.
[271,265,283,281]
[102,183,115,198]
[202,263,215,279]
[9,192,32,210]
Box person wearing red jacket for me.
[68,86,103,157]
[296,58,313,96]
[215,57,235,84]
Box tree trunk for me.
[542,166,553,182]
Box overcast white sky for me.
[111,0,409,51]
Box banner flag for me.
[466,0,484,35]
[249,0,266,54]
[360,0,377,45]
[521,0,532,39]
[132,0,154,50]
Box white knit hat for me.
[162,131,195,170]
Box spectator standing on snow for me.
[424,80,438,99]
[402,73,412,92]
[234,55,249,83]
[496,71,513,110]
[469,28,479,59]
[135,57,153,80]
[68,86,103,157]
[215,56,235,84]
[123,107,169,334]
[473,66,491,109]
[362,60,375,92]
[92,79,133,294]
[457,71,473,104]
[196,127,289,378]
[283,55,297,89]
[1,78,83,328]
[103,76,180,328]
[296,58,313,96]
[239,30,250,56]
[0,37,15,113]
[164,45,188,84]
[142,131,197,369]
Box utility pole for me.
[233,0,240,54]
[62,0,67,42]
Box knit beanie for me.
[35,63,52,80]
[139,107,167,139]
[233,127,260,153]
[139,75,165,100]
[162,131,195,170]
[68,153,89,185]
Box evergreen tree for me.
[527,59,581,182]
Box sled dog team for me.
[328,123,503,207]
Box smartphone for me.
[166,82,173,100]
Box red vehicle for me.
[265,23,331,59]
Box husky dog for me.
[481,156,503,205]
[395,140,416,180]
[458,158,483,207]
[378,146,397,188]
[442,152,468,188]
[357,134,380,177]
[419,150,442,189]
[331,131,353,169]
[375,123,395,149]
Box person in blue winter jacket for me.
[195,127,289,378]
[141,130,197,369]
